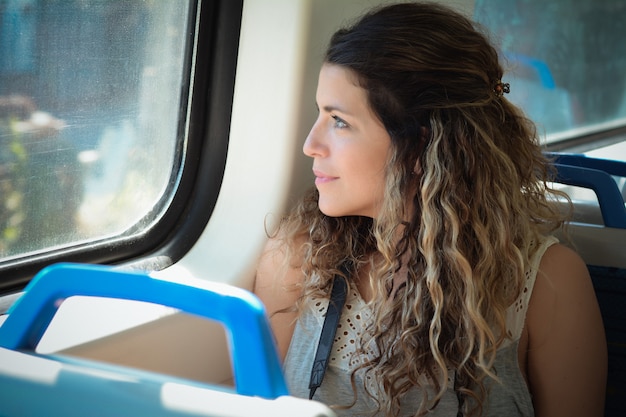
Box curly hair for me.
[272,2,569,416]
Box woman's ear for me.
[413,159,422,176]
[413,126,430,176]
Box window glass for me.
[0,1,191,259]
[474,0,626,141]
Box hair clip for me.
[494,80,510,97]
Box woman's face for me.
[304,63,392,219]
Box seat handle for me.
[0,263,288,399]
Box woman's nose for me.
[303,118,325,158]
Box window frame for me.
[0,0,243,293]
[547,124,626,154]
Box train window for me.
[0,3,191,262]
[474,0,626,143]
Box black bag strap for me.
[308,268,348,400]
[306,264,466,415]
[454,370,465,417]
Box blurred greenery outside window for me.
[0,1,190,259]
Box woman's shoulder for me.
[255,232,307,297]
[528,242,595,332]
[534,242,591,302]
[256,230,308,280]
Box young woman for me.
[254,2,607,416]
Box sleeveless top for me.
[283,236,558,416]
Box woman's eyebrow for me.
[320,104,353,116]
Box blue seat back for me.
[0,263,288,400]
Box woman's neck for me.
[355,251,410,303]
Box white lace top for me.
[283,236,558,416]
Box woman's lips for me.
[313,169,338,185]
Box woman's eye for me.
[332,115,348,129]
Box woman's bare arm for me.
[526,243,607,417]
[253,237,303,362]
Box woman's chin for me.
[317,203,374,219]
[318,206,342,217]
[317,200,345,217]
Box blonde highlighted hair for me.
[273,2,569,416]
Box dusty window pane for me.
[474,0,626,139]
[0,1,191,258]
